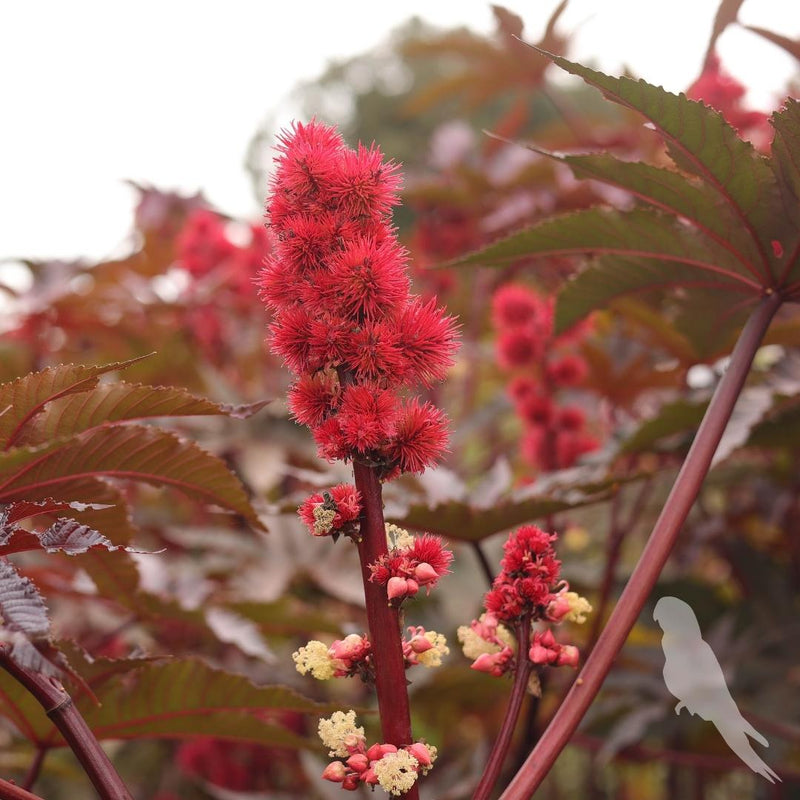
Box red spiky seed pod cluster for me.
[492,283,598,472]
[258,120,459,479]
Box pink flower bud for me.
[346,753,369,772]
[362,767,379,785]
[471,652,502,675]
[406,578,419,596]
[557,645,579,668]
[322,761,347,782]
[379,744,398,756]
[406,742,432,767]
[547,594,571,622]
[387,576,408,600]
[342,733,363,753]
[529,642,555,665]
[414,562,439,584]
[409,635,434,654]
[540,629,556,647]
[330,633,369,661]
[342,773,360,791]
[366,743,384,762]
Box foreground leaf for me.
[0,425,264,531]
[17,381,268,446]
[0,357,148,450]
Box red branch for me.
[472,616,533,800]
[499,291,782,799]
[0,648,133,800]
[0,780,45,800]
[352,461,419,800]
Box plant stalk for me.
[0,780,45,800]
[352,460,418,800]
[473,617,533,800]
[0,648,134,800]
[499,292,782,799]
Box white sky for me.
[1,0,798,266]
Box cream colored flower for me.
[374,750,420,795]
[417,631,449,668]
[312,505,337,536]
[563,591,593,624]
[385,523,415,550]
[317,710,365,757]
[292,641,335,680]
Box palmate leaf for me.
[0,425,264,531]
[387,467,629,542]
[532,49,782,280]
[16,381,268,446]
[513,145,764,276]
[0,658,332,749]
[558,253,753,334]
[769,99,800,283]
[0,357,149,450]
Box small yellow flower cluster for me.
[562,591,593,624]
[313,505,337,536]
[417,631,449,668]
[317,710,365,757]
[385,522,415,550]
[457,614,515,660]
[373,749,420,796]
[292,641,336,680]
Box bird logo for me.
[653,596,780,783]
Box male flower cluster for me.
[318,711,437,795]
[369,531,453,606]
[459,525,590,680]
[492,283,598,472]
[293,627,448,682]
[258,120,458,478]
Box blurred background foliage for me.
[1,2,800,798]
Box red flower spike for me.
[492,283,541,328]
[262,119,458,475]
[330,142,403,220]
[394,297,459,386]
[177,209,235,278]
[384,400,449,475]
[287,372,340,427]
[408,534,454,585]
[326,236,410,321]
[342,319,406,382]
[337,384,400,453]
[546,354,588,388]
[497,328,540,369]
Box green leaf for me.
[521,147,763,276]
[768,99,800,283]
[534,49,779,280]
[449,207,749,280]
[0,659,334,749]
[17,382,268,446]
[556,254,752,334]
[0,425,264,531]
[387,468,627,542]
[0,357,149,450]
[77,659,329,747]
[621,400,706,455]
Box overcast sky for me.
[1,0,798,266]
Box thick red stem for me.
[472,617,533,800]
[352,461,418,800]
[0,780,44,800]
[0,648,133,800]
[499,292,782,799]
